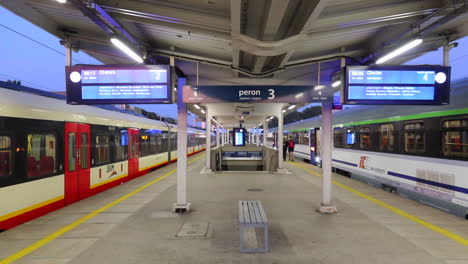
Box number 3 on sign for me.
[268,89,275,99]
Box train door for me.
[64,123,91,205]
[128,128,139,179]
[309,128,321,166]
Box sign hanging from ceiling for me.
[66,65,171,104]
[182,85,332,103]
[342,65,451,105]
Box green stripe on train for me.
[338,107,468,127]
[284,107,468,132]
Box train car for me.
[270,77,468,219]
[0,83,209,231]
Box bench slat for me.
[242,201,251,224]
[256,200,268,224]
[252,201,263,224]
[247,201,257,224]
[239,200,244,223]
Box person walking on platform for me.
[283,140,288,161]
[288,136,295,161]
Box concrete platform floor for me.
[1,152,467,264]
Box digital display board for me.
[233,128,245,146]
[66,65,171,104]
[343,65,450,105]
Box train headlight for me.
[315,157,320,163]
[310,146,315,152]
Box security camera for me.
[59,40,65,46]
[452,42,459,48]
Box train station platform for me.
[1,152,467,264]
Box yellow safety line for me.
[289,161,468,247]
[0,153,206,264]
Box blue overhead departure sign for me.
[66,65,171,104]
[343,65,450,105]
[182,85,332,103]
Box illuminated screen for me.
[346,132,355,145]
[343,65,450,105]
[66,65,171,104]
[233,128,245,146]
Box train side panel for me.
[0,176,64,230]
[332,148,468,217]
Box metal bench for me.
[239,200,269,253]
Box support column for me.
[443,44,451,66]
[263,120,268,146]
[319,101,336,213]
[173,78,190,213]
[216,121,220,147]
[66,47,72,66]
[278,111,284,170]
[204,110,212,172]
[256,128,260,146]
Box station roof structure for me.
[2,0,468,127]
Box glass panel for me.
[27,134,57,177]
[95,135,110,165]
[359,127,372,150]
[333,128,344,148]
[0,136,12,177]
[404,122,425,153]
[443,131,468,158]
[68,133,76,172]
[379,124,395,152]
[81,133,88,169]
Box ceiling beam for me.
[276,0,330,70]
[98,0,230,33]
[252,0,290,73]
[230,0,242,76]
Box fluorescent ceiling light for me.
[110,37,144,63]
[200,109,205,114]
[376,39,423,64]
[194,104,200,109]
[282,110,286,113]
[295,93,304,98]
[331,81,341,87]
[288,105,296,110]
[56,0,66,3]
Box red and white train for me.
[0,83,212,231]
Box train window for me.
[379,124,395,152]
[115,130,127,161]
[140,132,150,157]
[171,132,177,151]
[68,133,76,172]
[404,122,425,153]
[95,135,110,165]
[81,133,88,169]
[129,133,139,159]
[0,136,12,177]
[27,134,57,177]
[442,119,468,158]
[359,127,372,150]
[333,128,344,148]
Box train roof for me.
[271,77,468,132]
[0,82,186,131]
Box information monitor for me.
[343,65,450,105]
[66,65,171,104]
